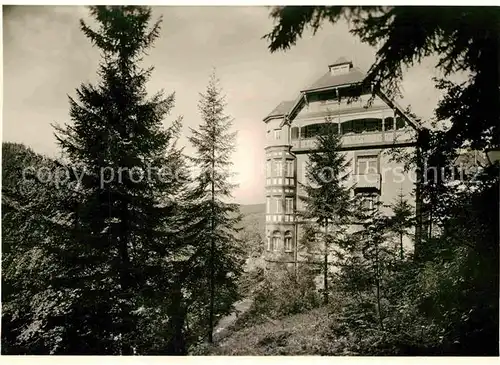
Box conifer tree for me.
[334,198,395,334]
[51,6,187,354]
[300,120,352,304]
[185,71,245,343]
[389,189,414,260]
[1,143,76,354]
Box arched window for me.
[284,231,293,252]
[272,231,281,251]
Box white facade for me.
[262,59,418,266]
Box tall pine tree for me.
[185,71,245,344]
[300,119,352,304]
[52,6,187,354]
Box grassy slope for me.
[209,307,337,355]
[210,205,339,356]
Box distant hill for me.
[238,203,265,236]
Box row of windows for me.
[298,155,379,186]
[266,231,293,252]
[265,195,379,253]
[268,117,406,142]
[294,117,406,140]
[266,160,294,178]
[266,197,294,214]
[268,155,379,185]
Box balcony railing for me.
[291,128,415,150]
[351,173,381,191]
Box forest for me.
[2,6,499,356]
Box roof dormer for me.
[328,57,353,76]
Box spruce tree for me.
[300,120,352,304]
[52,6,187,354]
[389,189,414,260]
[185,71,245,343]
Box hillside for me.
[238,203,265,236]
[207,307,338,356]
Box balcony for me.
[352,173,381,191]
[291,128,415,151]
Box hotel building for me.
[262,58,420,266]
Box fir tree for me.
[51,6,187,354]
[389,189,414,260]
[185,71,245,343]
[300,119,352,304]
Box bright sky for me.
[3,5,443,204]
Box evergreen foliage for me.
[299,119,352,304]
[262,5,499,355]
[184,70,245,344]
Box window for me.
[396,116,406,130]
[384,117,394,131]
[276,198,283,214]
[291,127,299,140]
[330,64,350,76]
[357,155,378,174]
[266,197,271,214]
[346,118,383,134]
[285,198,293,214]
[286,160,294,177]
[357,193,379,212]
[266,234,272,251]
[275,160,283,177]
[266,160,271,177]
[272,231,281,251]
[303,123,335,139]
[284,231,293,252]
[274,129,281,140]
[341,120,354,134]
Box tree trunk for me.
[208,130,216,344]
[414,145,423,261]
[374,237,384,331]
[400,232,404,260]
[323,220,329,305]
[119,200,133,355]
[166,282,187,355]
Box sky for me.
[2,5,444,204]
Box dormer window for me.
[328,58,353,76]
[330,64,350,76]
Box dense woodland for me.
[2,6,499,355]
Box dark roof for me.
[264,100,295,120]
[301,66,365,93]
[328,57,352,68]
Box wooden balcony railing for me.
[291,128,415,150]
